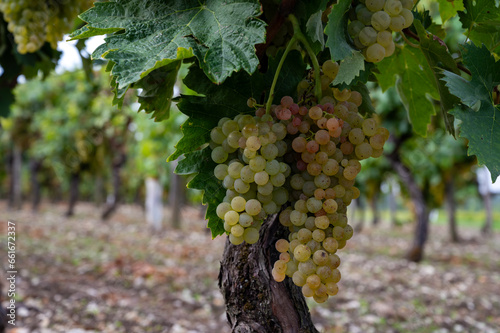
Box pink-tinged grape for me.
[370,133,386,149]
[281,96,294,108]
[309,106,323,120]
[365,43,386,63]
[275,238,289,252]
[292,136,307,153]
[307,162,322,177]
[306,140,320,153]
[340,142,354,155]
[315,130,330,145]
[287,122,299,135]
[302,285,315,297]
[348,91,363,107]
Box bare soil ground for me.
[1,201,499,333]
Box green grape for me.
[384,0,403,16]
[294,244,312,262]
[231,196,247,212]
[389,15,405,32]
[245,199,262,216]
[214,164,228,180]
[377,30,393,47]
[400,8,414,28]
[359,27,378,47]
[243,227,260,244]
[371,11,391,31]
[365,43,386,63]
[211,146,228,163]
[365,0,385,11]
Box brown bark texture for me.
[389,155,429,262]
[219,213,319,333]
[445,177,460,243]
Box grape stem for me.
[400,31,419,48]
[288,14,322,102]
[265,14,322,114]
[266,35,298,114]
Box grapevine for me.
[210,15,389,303]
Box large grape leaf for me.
[325,0,363,63]
[176,147,225,238]
[437,0,465,24]
[441,43,500,180]
[414,20,460,136]
[70,0,266,116]
[375,46,439,136]
[458,0,500,35]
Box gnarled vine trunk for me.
[389,156,429,262]
[219,213,318,333]
[65,172,80,217]
[30,158,42,212]
[445,176,460,242]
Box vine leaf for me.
[325,0,362,63]
[176,147,225,238]
[331,52,365,87]
[133,61,181,122]
[306,10,325,51]
[70,0,266,116]
[414,20,460,136]
[458,0,500,38]
[376,46,439,136]
[437,0,465,24]
[450,104,500,181]
[441,43,500,180]
[441,43,500,109]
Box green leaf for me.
[175,147,225,237]
[133,61,181,122]
[441,43,500,109]
[336,62,375,90]
[451,104,500,181]
[437,0,465,24]
[441,43,500,179]
[376,46,439,136]
[306,10,325,50]
[70,0,266,91]
[325,0,358,62]
[331,51,365,87]
[458,0,500,34]
[414,20,460,136]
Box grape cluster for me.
[211,112,291,245]
[0,0,92,54]
[348,0,415,63]
[210,60,389,302]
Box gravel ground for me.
[1,201,499,333]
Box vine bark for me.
[219,213,319,333]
